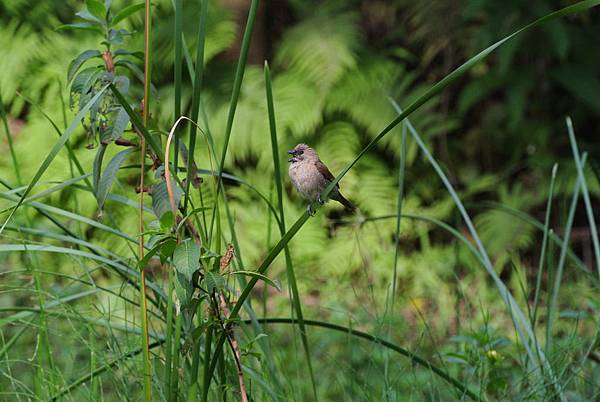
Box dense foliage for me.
[0,0,598,400]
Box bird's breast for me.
[289,162,323,200]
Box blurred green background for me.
[1,0,599,400]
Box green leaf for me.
[173,239,200,282]
[68,49,101,82]
[160,238,177,264]
[113,49,144,60]
[111,3,144,25]
[204,271,225,293]
[86,0,106,21]
[101,106,130,144]
[76,9,104,25]
[55,22,103,34]
[92,143,107,190]
[0,84,110,234]
[137,241,163,270]
[96,148,133,209]
[174,271,193,307]
[232,270,281,291]
[150,177,183,220]
[160,211,175,230]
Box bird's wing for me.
[314,160,339,188]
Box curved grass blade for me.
[0,244,166,302]
[205,0,600,389]
[392,100,561,396]
[50,341,164,401]
[0,84,110,234]
[245,318,482,401]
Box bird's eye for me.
[299,151,304,155]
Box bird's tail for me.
[334,192,356,212]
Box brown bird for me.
[288,143,355,215]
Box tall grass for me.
[0,1,598,400]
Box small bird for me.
[288,143,355,215]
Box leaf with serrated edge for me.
[96,148,133,209]
[173,239,200,282]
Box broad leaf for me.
[68,49,101,82]
[76,9,104,25]
[150,177,182,220]
[55,22,103,34]
[86,0,106,21]
[101,106,129,144]
[111,3,145,25]
[204,271,225,293]
[173,239,200,281]
[96,148,133,209]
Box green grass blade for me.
[391,99,560,396]
[205,0,600,388]
[209,0,259,237]
[546,154,587,354]
[110,84,163,160]
[244,318,482,401]
[0,83,110,234]
[50,341,165,401]
[0,91,22,185]
[183,0,208,213]
[265,62,318,400]
[532,164,558,328]
[566,117,600,277]
[173,0,183,173]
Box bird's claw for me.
[317,193,325,205]
[307,203,316,216]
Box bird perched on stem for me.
[288,143,356,216]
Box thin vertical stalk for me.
[139,0,153,400]
[566,117,600,277]
[532,164,558,328]
[170,313,183,402]
[173,0,183,173]
[264,62,318,400]
[208,0,259,236]
[164,266,176,398]
[546,154,586,353]
[183,0,208,213]
[0,92,22,185]
[391,123,407,310]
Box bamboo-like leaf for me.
[0,84,110,235]
[96,148,134,209]
[93,144,107,190]
[68,49,101,82]
[111,3,145,25]
[86,0,106,21]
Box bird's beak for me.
[287,149,296,162]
